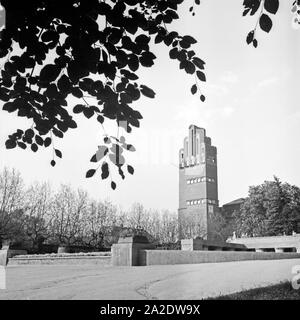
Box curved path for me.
[0,259,299,299]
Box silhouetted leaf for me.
[51,160,56,167]
[246,30,254,44]
[44,137,52,147]
[3,102,17,113]
[71,87,83,98]
[67,119,77,129]
[182,35,197,44]
[140,85,155,98]
[196,70,206,82]
[185,61,195,74]
[127,165,134,175]
[169,48,179,59]
[126,144,136,152]
[31,143,38,152]
[128,54,139,71]
[243,0,261,15]
[191,84,197,95]
[5,140,16,149]
[259,13,272,33]
[40,64,60,83]
[57,74,71,92]
[192,57,205,69]
[52,128,63,138]
[17,142,26,149]
[90,154,97,162]
[86,169,96,178]
[140,51,156,67]
[120,69,139,80]
[97,115,104,124]
[101,162,109,179]
[73,104,85,114]
[25,129,34,138]
[264,0,279,15]
[55,149,62,158]
[35,135,44,146]
[96,146,108,161]
[111,181,116,190]
[83,108,94,119]
[104,137,111,144]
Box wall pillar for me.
[181,238,204,251]
[111,236,155,266]
[0,249,8,267]
[296,247,300,253]
[275,248,285,253]
[255,248,265,253]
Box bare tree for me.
[128,203,146,230]
[0,167,24,214]
[49,185,88,246]
[80,199,118,248]
[23,182,53,250]
[0,167,26,243]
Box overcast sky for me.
[0,0,299,212]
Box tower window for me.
[192,129,194,155]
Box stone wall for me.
[7,249,27,258]
[9,253,111,266]
[139,250,300,266]
[111,236,155,266]
[181,238,247,251]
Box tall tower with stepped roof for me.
[178,125,218,240]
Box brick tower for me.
[178,125,218,240]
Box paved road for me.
[0,259,299,300]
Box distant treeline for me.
[0,167,178,253]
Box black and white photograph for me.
[0,0,300,311]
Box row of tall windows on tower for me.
[186,199,217,206]
[187,177,215,184]
[180,156,216,168]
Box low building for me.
[228,234,300,253]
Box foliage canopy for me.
[1,0,296,188]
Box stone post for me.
[181,238,204,251]
[275,248,285,253]
[0,249,9,267]
[111,236,155,266]
[255,248,264,253]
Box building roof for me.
[222,198,245,207]
[188,124,204,130]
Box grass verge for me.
[208,282,300,300]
